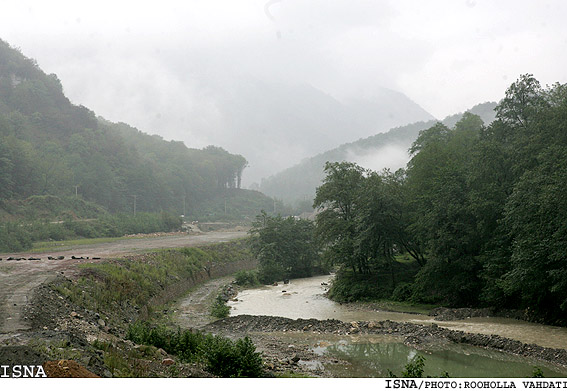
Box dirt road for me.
[0,230,248,333]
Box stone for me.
[97,319,106,327]
[162,358,175,366]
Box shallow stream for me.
[229,274,567,377]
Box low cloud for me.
[345,144,410,174]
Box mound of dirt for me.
[43,360,99,378]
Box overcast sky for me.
[1,0,566,181]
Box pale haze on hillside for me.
[1,0,566,185]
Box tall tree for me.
[313,161,367,274]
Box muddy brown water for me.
[229,275,567,350]
[228,274,567,377]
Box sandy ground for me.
[0,230,248,333]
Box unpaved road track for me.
[0,230,248,333]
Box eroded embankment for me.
[0,239,257,377]
[206,315,567,368]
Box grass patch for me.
[52,240,253,317]
[30,236,134,252]
[127,322,263,377]
[1,211,182,252]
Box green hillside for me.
[0,38,275,250]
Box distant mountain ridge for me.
[208,77,435,184]
[259,102,497,204]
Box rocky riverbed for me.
[3,269,567,378]
[205,314,567,371]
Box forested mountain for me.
[0,38,256,220]
[259,102,497,204]
[312,75,567,324]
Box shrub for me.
[391,283,414,302]
[210,296,230,318]
[0,222,32,251]
[402,355,426,378]
[126,322,263,377]
[205,336,263,377]
[234,270,260,287]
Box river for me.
[229,274,567,377]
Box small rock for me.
[162,358,175,366]
[97,319,106,327]
[291,355,300,363]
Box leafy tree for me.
[404,114,485,305]
[249,211,320,283]
[313,161,367,274]
[502,146,567,319]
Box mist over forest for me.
[2,1,567,381]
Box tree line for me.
[313,75,567,324]
[0,38,248,217]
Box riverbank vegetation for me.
[249,212,326,284]
[314,75,567,325]
[53,240,253,318]
[42,239,263,377]
[127,322,263,377]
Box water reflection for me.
[320,340,567,378]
